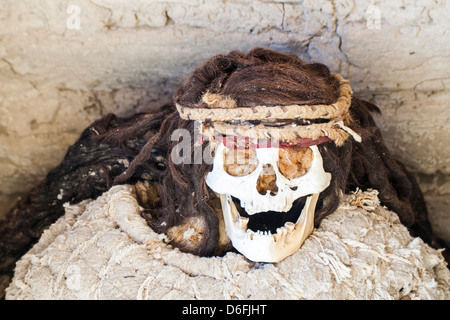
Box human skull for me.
[206,142,331,262]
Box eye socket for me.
[278,147,313,179]
[223,148,259,176]
[222,147,313,178]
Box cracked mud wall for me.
[1,0,449,245]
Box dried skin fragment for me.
[223,148,258,176]
[278,147,313,179]
[167,216,206,254]
[257,164,278,195]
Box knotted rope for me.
[176,73,360,146]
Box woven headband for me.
[197,135,333,150]
[176,73,361,146]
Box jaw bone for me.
[219,193,318,263]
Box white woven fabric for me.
[6,185,450,300]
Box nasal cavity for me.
[257,164,278,196]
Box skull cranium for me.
[206,142,331,262]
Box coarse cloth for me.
[6,185,450,300]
